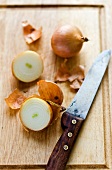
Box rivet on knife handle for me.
[45,112,84,170]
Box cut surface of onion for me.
[12,51,43,82]
[19,97,53,131]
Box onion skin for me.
[51,24,88,58]
[37,80,63,105]
[37,80,64,122]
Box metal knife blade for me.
[46,50,111,170]
[66,49,111,119]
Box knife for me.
[46,50,111,170]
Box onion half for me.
[12,50,43,82]
[19,97,53,131]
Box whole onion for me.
[51,24,88,58]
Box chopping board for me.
[0,0,112,169]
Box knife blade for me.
[46,50,111,170]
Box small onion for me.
[12,50,43,82]
[51,24,88,58]
[19,97,53,131]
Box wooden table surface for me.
[0,0,112,170]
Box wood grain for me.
[0,0,107,6]
[0,2,111,170]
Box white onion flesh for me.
[19,97,53,131]
[12,51,43,82]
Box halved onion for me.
[19,97,53,131]
[12,50,43,82]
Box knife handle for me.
[45,111,84,170]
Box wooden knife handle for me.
[45,111,84,170]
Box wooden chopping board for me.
[0,0,112,169]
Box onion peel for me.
[70,79,82,90]
[68,65,85,82]
[46,100,66,123]
[55,59,70,82]
[55,60,85,90]
[5,89,26,109]
[37,80,63,105]
[37,80,64,122]
[22,21,42,44]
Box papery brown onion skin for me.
[51,24,88,58]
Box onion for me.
[51,24,88,58]
[19,97,53,131]
[12,50,43,82]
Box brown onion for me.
[51,24,88,58]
